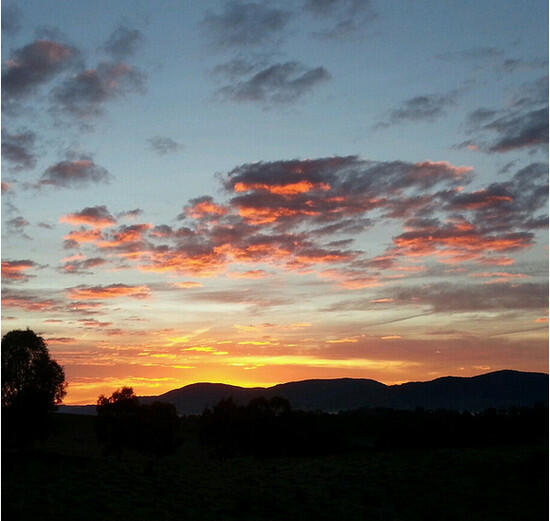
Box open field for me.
[3,413,548,521]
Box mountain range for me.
[60,370,548,415]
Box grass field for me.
[3,413,548,521]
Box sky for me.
[1,0,548,405]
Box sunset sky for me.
[1,0,548,404]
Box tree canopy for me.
[1,329,66,445]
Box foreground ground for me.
[3,413,548,521]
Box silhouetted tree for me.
[138,401,181,458]
[96,386,140,457]
[96,387,181,459]
[1,329,66,446]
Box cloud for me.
[329,281,548,314]
[304,0,377,39]
[5,216,31,239]
[499,57,548,73]
[66,283,151,300]
[40,156,111,188]
[52,62,145,119]
[392,282,548,313]
[485,107,548,153]
[217,61,331,105]
[117,208,143,220]
[1,129,37,171]
[1,259,37,282]
[436,47,503,61]
[60,257,106,275]
[377,92,457,127]
[226,269,269,279]
[1,4,22,36]
[180,196,228,220]
[59,205,116,228]
[202,1,291,48]
[2,40,78,101]
[63,228,103,246]
[148,136,183,155]
[460,76,548,154]
[1,289,59,312]
[48,155,546,294]
[102,26,144,59]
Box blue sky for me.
[2,0,548,403]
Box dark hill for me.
[58,370,548,415]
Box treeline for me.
[337,405,549,450]
[196,397,549,458]
[94,389,548,460]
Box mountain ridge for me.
[59,369,548,415]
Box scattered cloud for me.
[2,39,79,101]
[376,92,457,128]
[60,257,107,275]
[117,208,143,220]
[436,47,503,61]
[148,136,183,155]
[102,26,144,59]
[59,205,116,228]
[217,61,331,105]
[202,1,291,49]
[460,76,548,154]
[1,259,37,282]
[1,4,23,36]
[1,129,37,171]
[5,216,31,239]
[40,156,111,188]
[51,61,145,119]
[304,0,377,40]
[66,283,151,300]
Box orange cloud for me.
[67,283,151,300]
[185,200,228,218]
[64,228,103,244]
[60,206,116,228]
[234,180,331,195]
[173,281,203,288]
[414,160,473,177]
[226,269,269,279]
[1,260,36,281]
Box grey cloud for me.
[329,282,548,313]
[60,257,106,275]
[40,156,111,188]
[436,47,503,61]
[52,62,145,119]
[212,58,265,80]
[499,57,548,73]
[217,61,330,105]
[393,282,548,313]
[1,129,37,171]
[6,216,31,239]
[148,136,183,155]
[1,4,22,36]
[117,208,143,219]
[460,76,548,154]
[202,1,291,48]
[304,0,377,39]
[486,107,548,153]
[2,40,78,100]
[102,26,144,59]
[379,92,457,127]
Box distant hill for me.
[58,370,548,416]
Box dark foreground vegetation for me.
[3,398,548,521]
